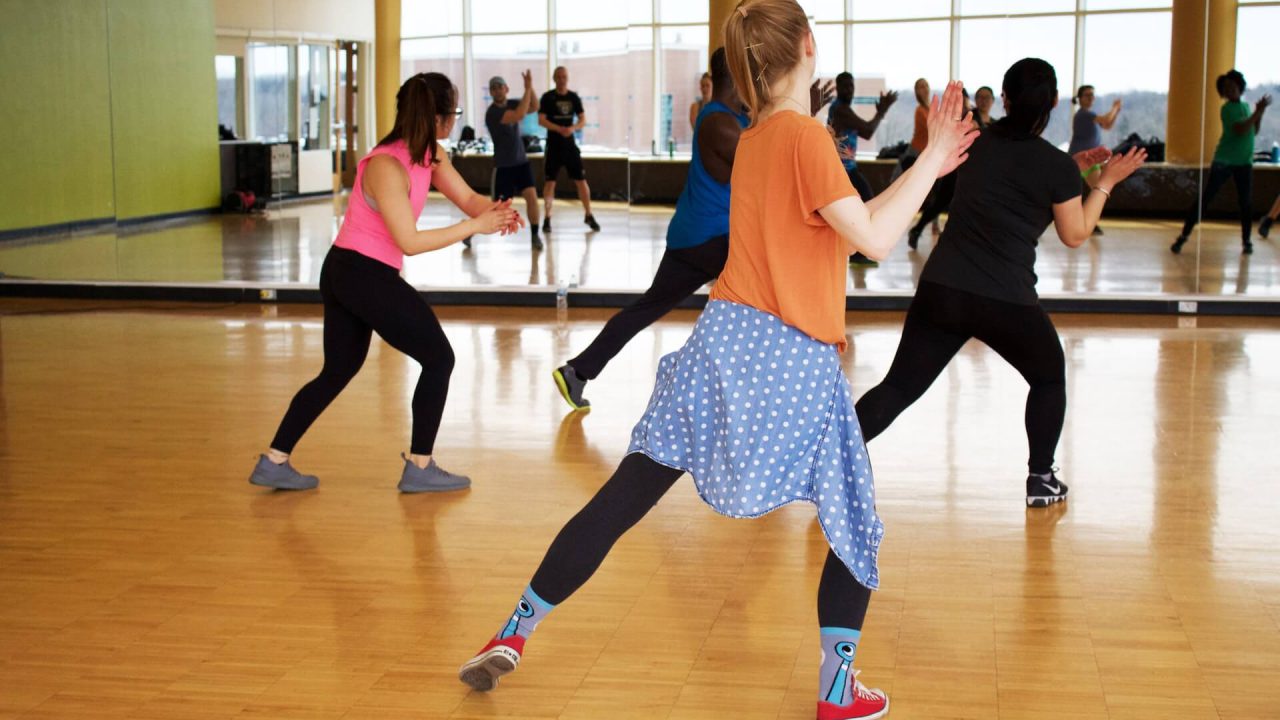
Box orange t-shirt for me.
[710,111,856,352]
[910,104,929,151]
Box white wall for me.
[215,0,375,42]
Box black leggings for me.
[855,281,1066,474]
[529,453,871,630]
[271,247,455,456]
[1182,162,1253,242]
[912,174,957,234]
[569,235,729,380]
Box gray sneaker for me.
[552,364,591,411]
[249,455,319,490]
[398,454,471,493]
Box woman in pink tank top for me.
[250,72,523,494]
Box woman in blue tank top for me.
[551,49,831,410]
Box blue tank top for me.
[666,100,750,249]
[828,98,858,171]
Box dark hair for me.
[1216,69,1246,96]
[836,71,853,83]
[1072,84,1094,105]
[378,72,455,166]
[709,47,731,92]
[994,58,1058,139]
[975,85,994,99]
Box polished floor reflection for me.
[2,196,1278,298]
[1,299,1278,719]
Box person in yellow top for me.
[458,2,976,718]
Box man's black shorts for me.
[493,161,535,199]
[544,144,585,182]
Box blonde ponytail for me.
[722,0,811,125]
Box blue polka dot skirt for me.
[627,300,885,590]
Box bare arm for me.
[1097,100,1122,130]
[363,154,520,255]
[689,102,699,131]
[1052,146,1146,248]
[572,111,586,133]
[1236,95,1271,134]
[501,80,536,124]
[818,82,977,260]
[697,113,742,185]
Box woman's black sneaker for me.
[1170,235,1187,254]
[542,218,551,233]
[1260,217,1273,239]
[585,215,601,232]
[1026,472,1069,508]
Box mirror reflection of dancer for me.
[907,87,973,251]
[828,72,897,266]
[552,49,746,410]
[1259,193,1280,240]
[458,3,977,719]
[972,85,996,129]
[552,49,831,410]
[1172,69,1271,256]
[1069,85,1122,236]
[690,71,713,130]
[539,66,600,233]
[248,73,522,494]
[485,71,543,250]
[854,58,1147,509]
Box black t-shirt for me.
[919,128,1082,305]
[539,90,584,152]
[485,100,527,168]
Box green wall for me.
[0,1,116,231]
[108,0,219,221]
[0,0,219,233]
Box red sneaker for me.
[816,670,889,720]
[458,636,525,692]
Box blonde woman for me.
[458,2,975,717]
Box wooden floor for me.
[1,299,1279,719]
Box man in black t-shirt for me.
[538,66,600,232]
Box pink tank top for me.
[334,140,433,270]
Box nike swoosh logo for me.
[1043,482,1063,494]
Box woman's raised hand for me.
[927,81,980,178]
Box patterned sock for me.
[495,584,556,643]
[818,627,862,705]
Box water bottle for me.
[1272,142,1279,164]
[555,279,568,323]
[667,136,675,159]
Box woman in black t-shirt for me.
[854,58,1146,508]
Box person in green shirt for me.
[1173,69,1272,254]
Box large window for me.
[659,25,708,151]
[958,15,1076,147]
[400,0,1180,155]
[400,0,703,154]
[1237,3,1280,153]
[215,55,241,138]
[248,44,295,142]
[819,1,1173,153]
[1083,12,1173,145]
